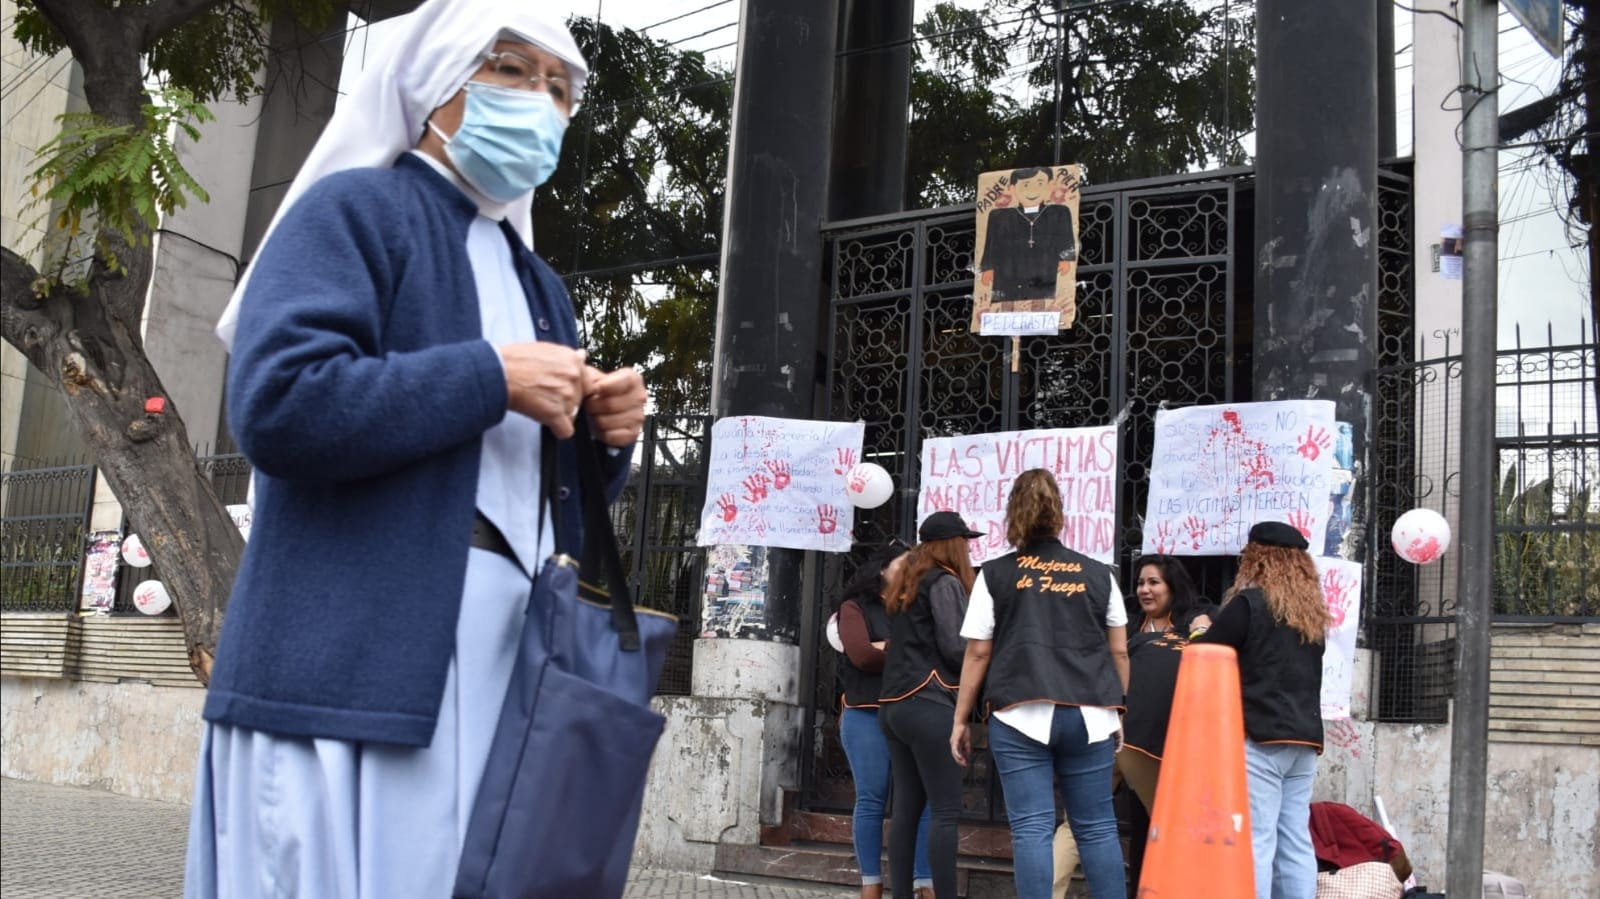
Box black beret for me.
[1248,520,1310,550]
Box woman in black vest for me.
[879,511,981,899]
[1116,553,1217,893]
[834,548,933,899]
[949,470,1128,899]
[1195,522,1328,899]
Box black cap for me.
[1248,520,1310,550]
[919,511,984,542]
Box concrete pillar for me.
[1253,0,1380,543]
[828,0,913,221]
[634,0,840,869]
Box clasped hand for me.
[499,343,646,446]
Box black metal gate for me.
[800,166,1414,819]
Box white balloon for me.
[1391,508,1452,565]
[825,612,844,653]
[132,579,171,615]
[121,534,152,568]
[844,462,894,509]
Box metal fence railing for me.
[2,432,710,695]
[1368,335,1598,722]
[0,461,97,613]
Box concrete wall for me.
[0,676,202,803]
[5,645,1593,894]
[1316,717,1600,898]
[0,0,88,471]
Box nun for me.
[184,1,647,895]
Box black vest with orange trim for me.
[1235,587,1324,749]
[879,570,961,706]
[981,539,1124,714]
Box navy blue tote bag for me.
[454,422,676,899]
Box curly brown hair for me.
[885,536,976,614]
[1005,469,1064,548]
[1224,543,1329,643]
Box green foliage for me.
[535,18,732,416]
[27,88,214,280]
[12,0,339,106]
[1493,463,1600,616]
[908,0,1255,205]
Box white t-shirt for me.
[960,566,1127,745]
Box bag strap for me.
[545,415,643,652]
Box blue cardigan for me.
[205,154,630,746]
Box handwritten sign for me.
[79,530,121,614]
[919,425,1119,565]
[697,416,866,552]
[980,311,1060,337]
[1142,401,1338,555]
[1315,556,1363,720]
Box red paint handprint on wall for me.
[1322,568,1355,627]
[716,494,738,522]
[1153,520,1177,555]
[763,459,792,490]
[834,448,858,476]
[817,504,839,534]
[742,472,771,504]
[1287,509,1313,538]
[1298,425,1332,462]
[1244,452,1277,488]
[1182,515,1207,550]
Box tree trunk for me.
[2,241,239,683]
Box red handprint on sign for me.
[1322,568,1355,627]
[1153,520,1177,555]
[817,504,839,535]
[834,447,858,475]
[1298,425,1332,462]
[1244,452,1277,488]
[1182,515,1207,550]
[764,459,793,490]
[716,494,738,522]
[1287,509,1313,538]
[742,472,771,504]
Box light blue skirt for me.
[184,549,531,899]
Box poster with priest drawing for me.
[971,164,1083,337]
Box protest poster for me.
[1315,555,1363,720]
[918,424,1118,565]
[696,416,866,553]
[972,164,1083,336]
[80,530,121,614]
[1142,401,1339,555]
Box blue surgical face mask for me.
[430,82,567,201]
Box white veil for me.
[214,0,588,349]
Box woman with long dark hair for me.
[1196,522,1329,899]
[833,547,933,899]
[948,470,1128,899]
[878,511,981,899]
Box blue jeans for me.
[1243,740,1318,899]
[988,709,1124,899]
[840,708,932,887]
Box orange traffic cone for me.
[1137,643,1254,899]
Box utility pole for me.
[1448,1,1498,896]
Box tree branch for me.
[0,246,52,374]
[29,0,108,60]
[137,0,235,49]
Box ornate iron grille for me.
[810,173,1245,819]
[0,461,96,613]
[611,415,711,696]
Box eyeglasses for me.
[478,51,572,106]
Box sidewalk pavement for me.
[0,777,851,899]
